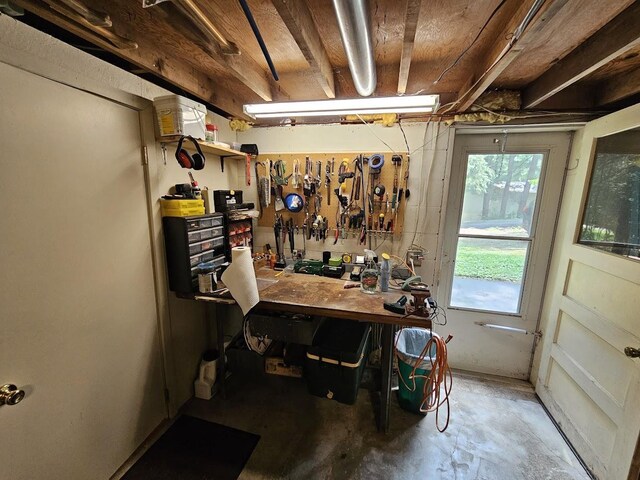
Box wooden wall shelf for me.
[160,137,247,171]
[160,136,244,157]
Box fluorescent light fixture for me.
[253,106,433,119]
[243,94,439,119]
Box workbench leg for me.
[215,304,226,399]
[379,323,394,433]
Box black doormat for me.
[122,415,260,480]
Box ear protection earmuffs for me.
[175,136,205,170]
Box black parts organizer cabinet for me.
[163,213,226,293]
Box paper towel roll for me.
[221,246,259,315]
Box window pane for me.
[460,153,543,237]
[450,237,528,313]
[579,129,640,259]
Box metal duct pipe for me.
[332,0,376,97]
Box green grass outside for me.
[454,245,526,282]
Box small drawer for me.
[188,229,203,243]
[190,249,215,267]
[186,215,223,231]
[189,242,202,256]
[186,218,210,230]
[190,255,226,278]
[210,255,226,268]
[212,236,224,249]
[211,225,224,238]
[188,226,224,243]
[189,238,221,255]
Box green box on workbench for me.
[304,319,371,405]
[293,259,324,275]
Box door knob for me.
[0,384,25,406]
[625,347,640,358]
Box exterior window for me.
[451,153,544,314]
[579,129,640,260]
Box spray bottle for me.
[360,249,379,294]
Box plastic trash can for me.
[395,328,439,414]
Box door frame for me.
[439,130,572,378]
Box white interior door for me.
[534,112,640,480]
[440,132,571,379]
[0,62,166,479]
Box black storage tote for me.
[304,319,371,404]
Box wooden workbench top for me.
[254,269,432,328]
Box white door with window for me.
[440,132,572,379]
[534,111,640,480]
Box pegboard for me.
[255,152,409,242]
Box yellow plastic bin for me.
[160,199,205,217]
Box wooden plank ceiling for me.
[11,0,640,122]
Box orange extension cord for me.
[394,329,453,432]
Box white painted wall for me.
[239,122,454,291]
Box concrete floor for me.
[184,371,591,480]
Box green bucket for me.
[395,328,437,415]
[397,357,431,414]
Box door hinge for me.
[533,330,543,350]
[142,146,149,166]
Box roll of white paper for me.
[221,246,259,315]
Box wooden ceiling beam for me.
[596,67,640,106]
[523,2,640,109]
[454,0,569,113]
[35,0,277,103]
[154,0,275,102]
[536,83,596,110]
[397,0,421,95]
[222,52,276,102]
[271,0,335,98]
[14,0,251,119]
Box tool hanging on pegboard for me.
[388,155,402,231]
[353,155,363,201]
[315,160,323,212]
[304,156,314,194]
[403,154,411,200]
[256,161,271,218]
[325,163,331,205]
[271,159,291,211]
[292,158,301,188]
